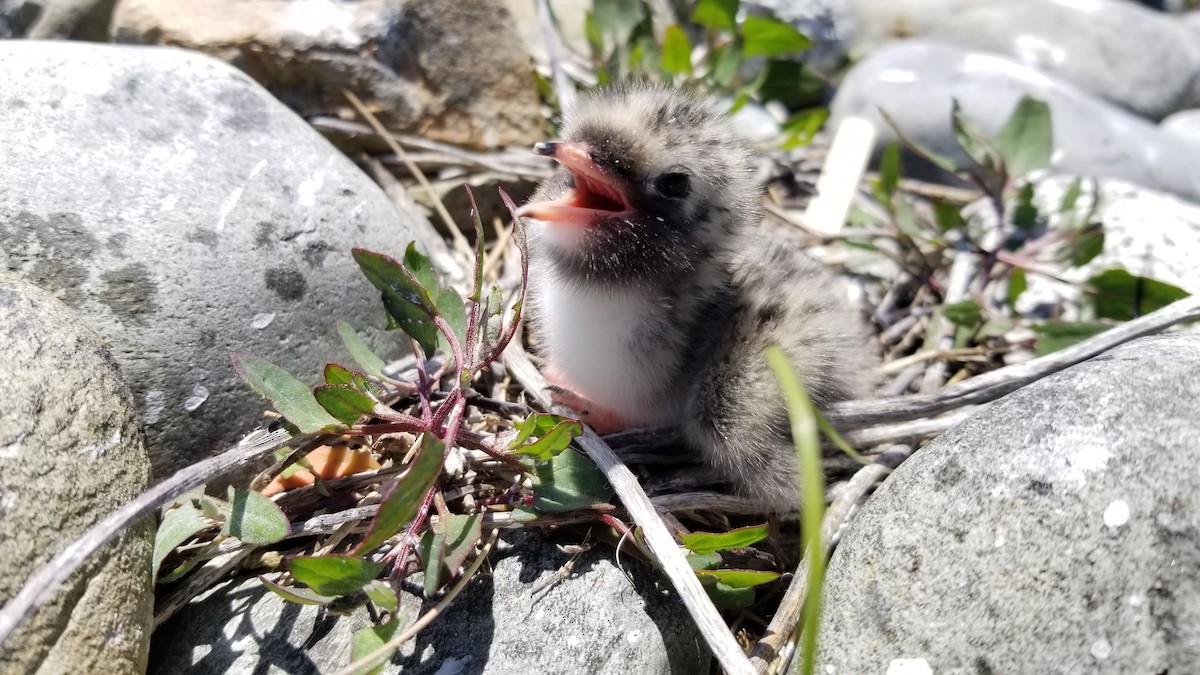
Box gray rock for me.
[847,0,1200,119]
[829,40,1200,203]
[0,0,115,39]
[111,0,542,150]
[150,530,708,673]
[0,41,426,478]
[817,334,1200,674]
[0,273,154,673]
[1161,108,1200,145]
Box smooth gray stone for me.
[847,0,1200,119]
[0,272,154,673]
[830,40,1200,203]
[1161,108,1200,145]
[150,530,708,674]
[0,41,424,478]
[816,334,1200,674]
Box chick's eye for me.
[654,172,691,199]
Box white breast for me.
[532,276,682,425]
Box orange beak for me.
[516,141,633,226]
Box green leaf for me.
[353,248,440,357]
[508,413,583,462]
[1030,321,1111,356]
[680,524,769,554]
[314,384,377,426]
[931,200,966,233]
[354,434,444,555]
[418,513,483,597]
[690,0,737,30]
[261,576,337,606]
[350,616,403,675]
[324,363,382,397]
[765,345,825,675]
[1086,269,1190,321]
[482,285,504,353]
[231,353,341,433]
[686,552,722,570]
[532,448,614,512]
[324,363,355,387]
[697,577,756,608]
[660,25,692,77]
[1011,182,1040,232]
[782,107,830,149]
[995,96,1053,177]
[874,142,901,204]
[1008,268,1028,308]
[696,568,781,588]
[877,108,960,174]
[153,503,209,577]
[709,43,740,88]
[402,243,438,294]
[1059,177,1083,213]
[1069,223,1105,267]
[289,555,384,597]
[942,300,983,328]
[223,488,289,545]
[592,0,645,49]
[758,60,824,109]
[337,321,386,379]
[740,16,812,57]
[436,286,467,357]
[363,579,398,613]
[951,99,1004,177]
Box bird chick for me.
[517,85,873,509]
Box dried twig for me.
[829,295,1200,428]
[342,90,472,255]
[0,428,306,647]
[535,0,576,113]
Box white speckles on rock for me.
[625,630,641,644]
[1104,499,1131,528]
[566,635,580,647]
[1090,637,1112,660]
[251,312,276,329]
[886,658,933,675]
[0,431,27,459]
[0,491,17,515]
[143,389,166,425]
[183,384,210,412]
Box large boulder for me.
[830,40,1200,203]
[817,334,1200,673]
[847,0,1200,119]
[150,530,708,673]
[0,273,154,673]
[111,0,542,150]
[0,41,427,478]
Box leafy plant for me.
[866,95,1190,382]
[583,0,827,147]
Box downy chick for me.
[516,85,873,509]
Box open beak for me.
[515,141,633,226]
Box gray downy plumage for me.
[518,84,874,510]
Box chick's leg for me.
[544,372,631,434]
